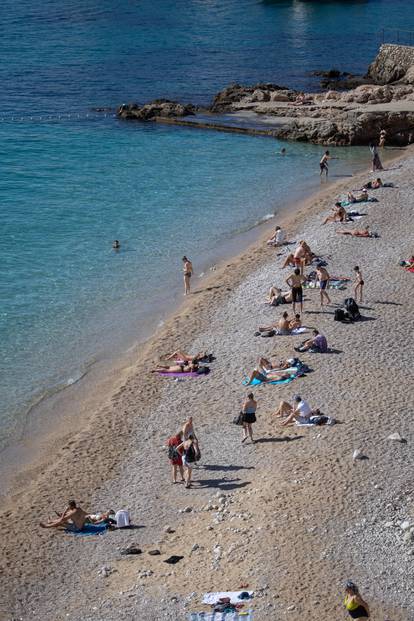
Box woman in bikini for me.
[336,226,371,238]
[353,265,364,302]
[182,256,193,295]
[152,361,199,373]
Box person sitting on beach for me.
[265,286,291,306]
[282,240,314,270]
[336,226,372,238]
[257,310,292,336]
[289,313,302,330]
[267,225,285,247]
[322,202,347,225]
[344,581,370,619]
[294,329,328,353]
[256,356,292,373]
[273,395,315,426]
[365,178,382,189]
[40,500,88,530]
[152,361,200,373]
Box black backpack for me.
[344,297,361,320]
[334,308,347,322]
[168,445,179,460]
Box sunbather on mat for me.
[152,361,200,373]
[246,368,294,386]
[163,350,212,363]
[346,188,369,204]
[40,500,88,531]
[336,226,378,238]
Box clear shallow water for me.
[0,0,412,452]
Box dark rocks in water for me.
[311,69,375,91]
[210,82,289,112]
[117,100,196,120]
[311,69,342,79]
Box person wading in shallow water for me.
[182,256,193,295]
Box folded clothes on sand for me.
[202,591,254,605]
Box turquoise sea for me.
[0,0,411,455]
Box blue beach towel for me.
[65,523,108,536]
[242,375,296,387]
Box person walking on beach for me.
[319,150,330,177]
[369,142,383,172]
[241,392,257,443]
[316,263,331,307]
[343,581,370,618]
[182,256,193,295]
[286,268,306,315]
[176,436,197,488]
[353,266,364,302]
[166,431,185,484]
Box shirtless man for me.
[336,226,371,238]
[316,264,331,307]
[257,310,292,335]
[319,150,330,177]
[286,268,306,315]
[152,361,199,373]
[40,500,88,530]
[322,202,347,225]
[182,416,200,456]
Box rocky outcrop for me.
[368,44,414,84]
[117,100,196,120]
[210,83,293,112]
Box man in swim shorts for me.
[286,268,306,315]
[40,500,88,531]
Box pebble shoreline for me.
[2,149,414,621]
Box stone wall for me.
[368,44,414,84]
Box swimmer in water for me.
[112,240,120,250]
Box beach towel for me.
[202,592,254,605]
[242,375,296,387]
[341,197,378,207]
[157,368,210,377]
[65,523,108,536]
[189,612,253,620]
[291,327,307,335]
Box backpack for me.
[344,297,361,320]
[334,308,347,322]
[184,444,196,463]
[168,445,178,460]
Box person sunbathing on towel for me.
[246,367,293,386]
[164,350,209,363]
[40,500,88,530]
[322,202,347,225]
[265,286,292,306]
[152,361,200,373]
[336,226,371,237]
[347,189,369,203]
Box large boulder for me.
[117,100,196,120]
[210,82,288,112]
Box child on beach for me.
[353,266,364,302]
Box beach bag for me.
[168,445,179,460]
[184,444,196,463]
[260,329,275,337]
[344,297,361,320]
[233,412,244,426]
[334,308,347,322]
[115,509,130,528]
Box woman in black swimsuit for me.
[182,256,193,295]
[353,265,364,302]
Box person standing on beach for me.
[176,436,197,488]
[182,416,200,458]
[182,256,193,295]
[319,150,330,176]
[241,392,257,443]
[316,263,331,307]
[343,581,370,618]
[369,142,383,172]
[166,431,185,484]
[353,266,364,302]
[286,268,306,315]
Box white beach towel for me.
[291,327,307,334]
[202,591,254,605]
[189,613,253,620]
